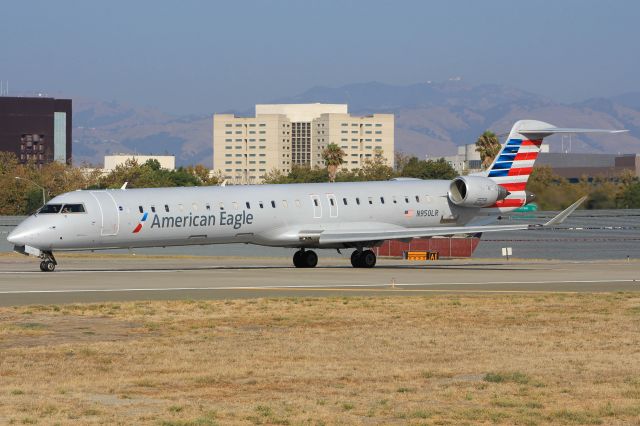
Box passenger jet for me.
[7,120,625,271]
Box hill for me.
[71,82,640,167]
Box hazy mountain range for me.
[71,81,640,167]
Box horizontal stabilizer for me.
[543,196,587,226]
[518,127,627,135]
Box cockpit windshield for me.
[38,204,86,214]
[61,204,85,213]
[39,204,62,214]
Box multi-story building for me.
[0,96,72,166]
[213,103,394,184]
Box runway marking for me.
[0,279,636,294]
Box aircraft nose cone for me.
[7,227,26,246]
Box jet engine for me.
[448,176,509,208]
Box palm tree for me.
[475,131,501,169]
[322,143,346,182]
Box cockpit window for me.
[39,204,62,214]
[61,204,85,213]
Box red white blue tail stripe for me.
[483,119,626,212]
[487,138,542,209]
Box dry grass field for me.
[1,294,640,425]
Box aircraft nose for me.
[7,227,27,246]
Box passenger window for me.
[232,202,238,210]
[246,202,251,209]
[271,200,276,208]
[313,199,319,207]
[193,203,198,211]
[393,196,397,204]
[151,206,156,213]
[205,203,211,211]
[329,198,334,206]
[415,196,420,203]
[343,198,348,205]
[405,196,409,203]
[219,202,224,210]
[138,206,143,213]
[259,202,264,208]
[282,200,288,208]
[380,197,385,204]
[295,200,301,208]
[165,205,170,212]
[356,197,360,205]
[368,197,373,205]
[178,204,184,212]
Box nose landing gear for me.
[39,251,57,272]
[293,249,318,268]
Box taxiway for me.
[0,254,638,306]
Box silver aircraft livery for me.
[7,120,626,271]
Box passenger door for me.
[310,194,322,218]
[90,191,120,236]
[326,194,338,218]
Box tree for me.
[400,157,458,180]
[475,130,501,169]
[394,151,411,173]
[321,143,345,182]
[336,149,395,182]
[262,165,329,184]
[618,182,640,208]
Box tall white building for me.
[213,103,394,184]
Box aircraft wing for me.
[318,196,586,245]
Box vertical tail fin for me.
[484,120,626,211]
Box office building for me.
[0,96,72,166]
[213,103,394,184]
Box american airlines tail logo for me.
[132,212,148,233]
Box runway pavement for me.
[0,253,638,305]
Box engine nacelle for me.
[448,176,509,208]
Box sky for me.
[1,0,639,114]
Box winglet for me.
[120,182,128,190]
[542,196,587,226]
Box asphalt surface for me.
[0,254,639,306]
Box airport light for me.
[14,177,47,206]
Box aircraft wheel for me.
[350,250,362,268]
[360,250,377,268]
[39,261,48,272]
[293,250,304,268]
[45,261,56,272]
[302,250,318,268]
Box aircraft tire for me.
[350,250,362,268]
[302,250,318,268]
[39,261,48,272]
[360,250,376,268]
[45,261,56,272]
[293,250,304,268]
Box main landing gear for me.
[293,249,318,268]
[39,251,57,272]
[292,248,377,268]
[351,249,376,268]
